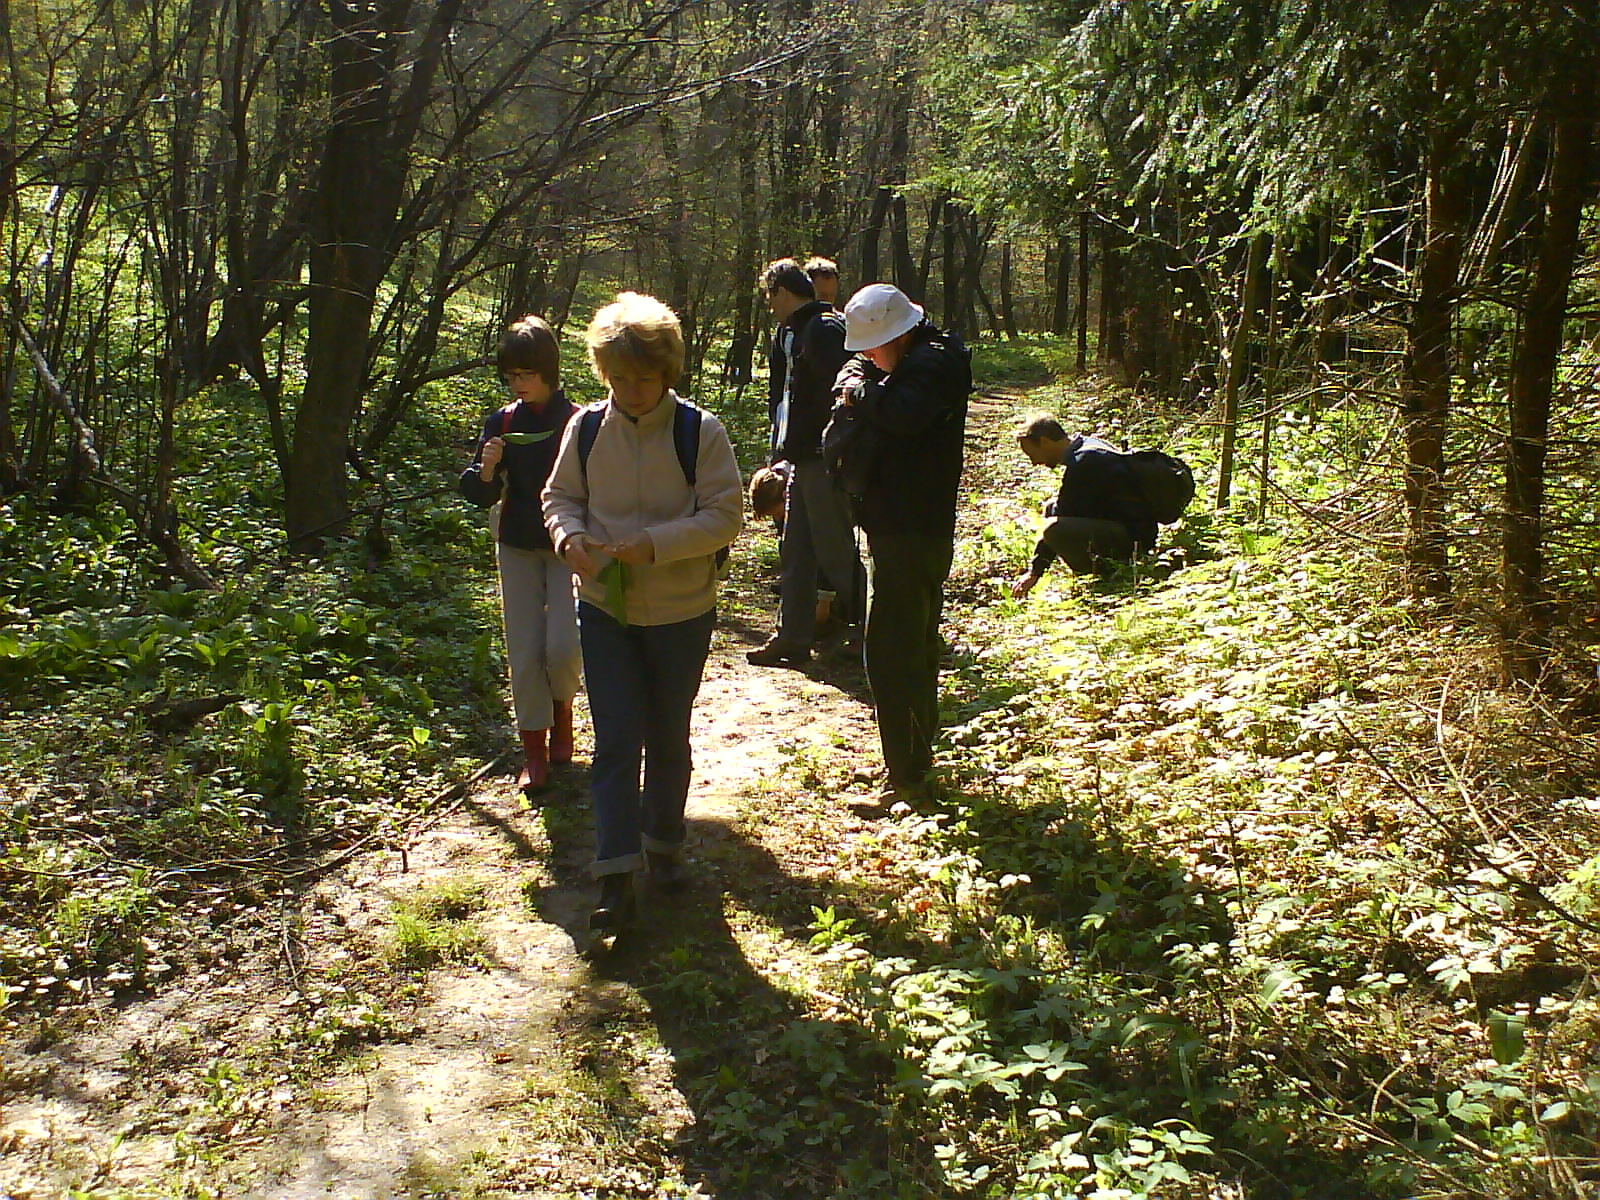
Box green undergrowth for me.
[0,370,513,1025]
[784,381,1600,1198]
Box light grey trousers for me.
[496,542,582,731]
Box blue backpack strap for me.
[671,399,729,569]
[672,399,702,485]
[576,405,604,481]
[578,401,700,486]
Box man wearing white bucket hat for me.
[830,283,971,806]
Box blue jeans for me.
[578,601,714,876]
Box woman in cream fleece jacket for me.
[543,292,743,933]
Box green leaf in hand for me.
[597,558,629,626]
[500,430,553,445]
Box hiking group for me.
[459,264,1185,933]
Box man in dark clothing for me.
[1010,415,1157,598]
[748,259,864,667]
[833,283,971,803]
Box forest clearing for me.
[6,2,1600,1197]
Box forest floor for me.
[1,597,899,1197]
[5,380,1598,1200]
[0,633,880,1198]
[0,401,1018,1200]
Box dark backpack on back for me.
[1123,449,1196,525]
[576,400,731,569]
[1069,435,1196,527]
[819,385,883,501]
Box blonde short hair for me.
[585,291,684,386]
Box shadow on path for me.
[529,809,916,1198]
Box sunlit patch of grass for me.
[386,875,491,969]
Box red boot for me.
[550,700,575,765]
[518,729,549,792]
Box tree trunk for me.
[1404,122,1469,599]
[941,195,960,330]
[860,186,891,283]
[286,0,463,550]
[723,83,763,390]
[886,96,915,292]
[1215,232,1270,509]
[1052,233,1071,335]
[890,192,916,296]
[813,40,846,252]
[1256,250,1278,521]
[1504,100,1593,634]
[1098,222,1124,367]
[1076,212,1089,370]
[999,240,1018,340]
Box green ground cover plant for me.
[781,370,1600,1199]
[3,330,1597,1199]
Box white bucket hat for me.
[843,283,924,352]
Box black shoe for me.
[589,872,636,932]
[816,625,863,661]
[646,851,688,893]
[746,637,811,667]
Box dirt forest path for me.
[3,390,1029,1199]
[0,606,889,1199]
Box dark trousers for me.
[1041,517,1135,574]
[863,531,954,787]
[778,459,864,645]
[578,601,714,875]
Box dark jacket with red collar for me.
[459,390,576,551]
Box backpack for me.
[576,399,731,569]
[1067,435,1196,526]
[820,382,884,501]
[1124,449,1196,525]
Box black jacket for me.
[835,323,971,538]
[1029,435,1158,575]
[458,390,576,551]
[773,300,850,463]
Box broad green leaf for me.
[598,559,629,626]
[1259,966,1303,1008]
[1487,1011,1525,1065]
[500,430,552,445]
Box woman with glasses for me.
[459,314,581,794]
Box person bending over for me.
[1010,415,1156,598]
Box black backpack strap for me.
[672,399,702,485]
[576,406,604,481]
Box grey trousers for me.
[1041,517,1136,575]
[777,458,864,645]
